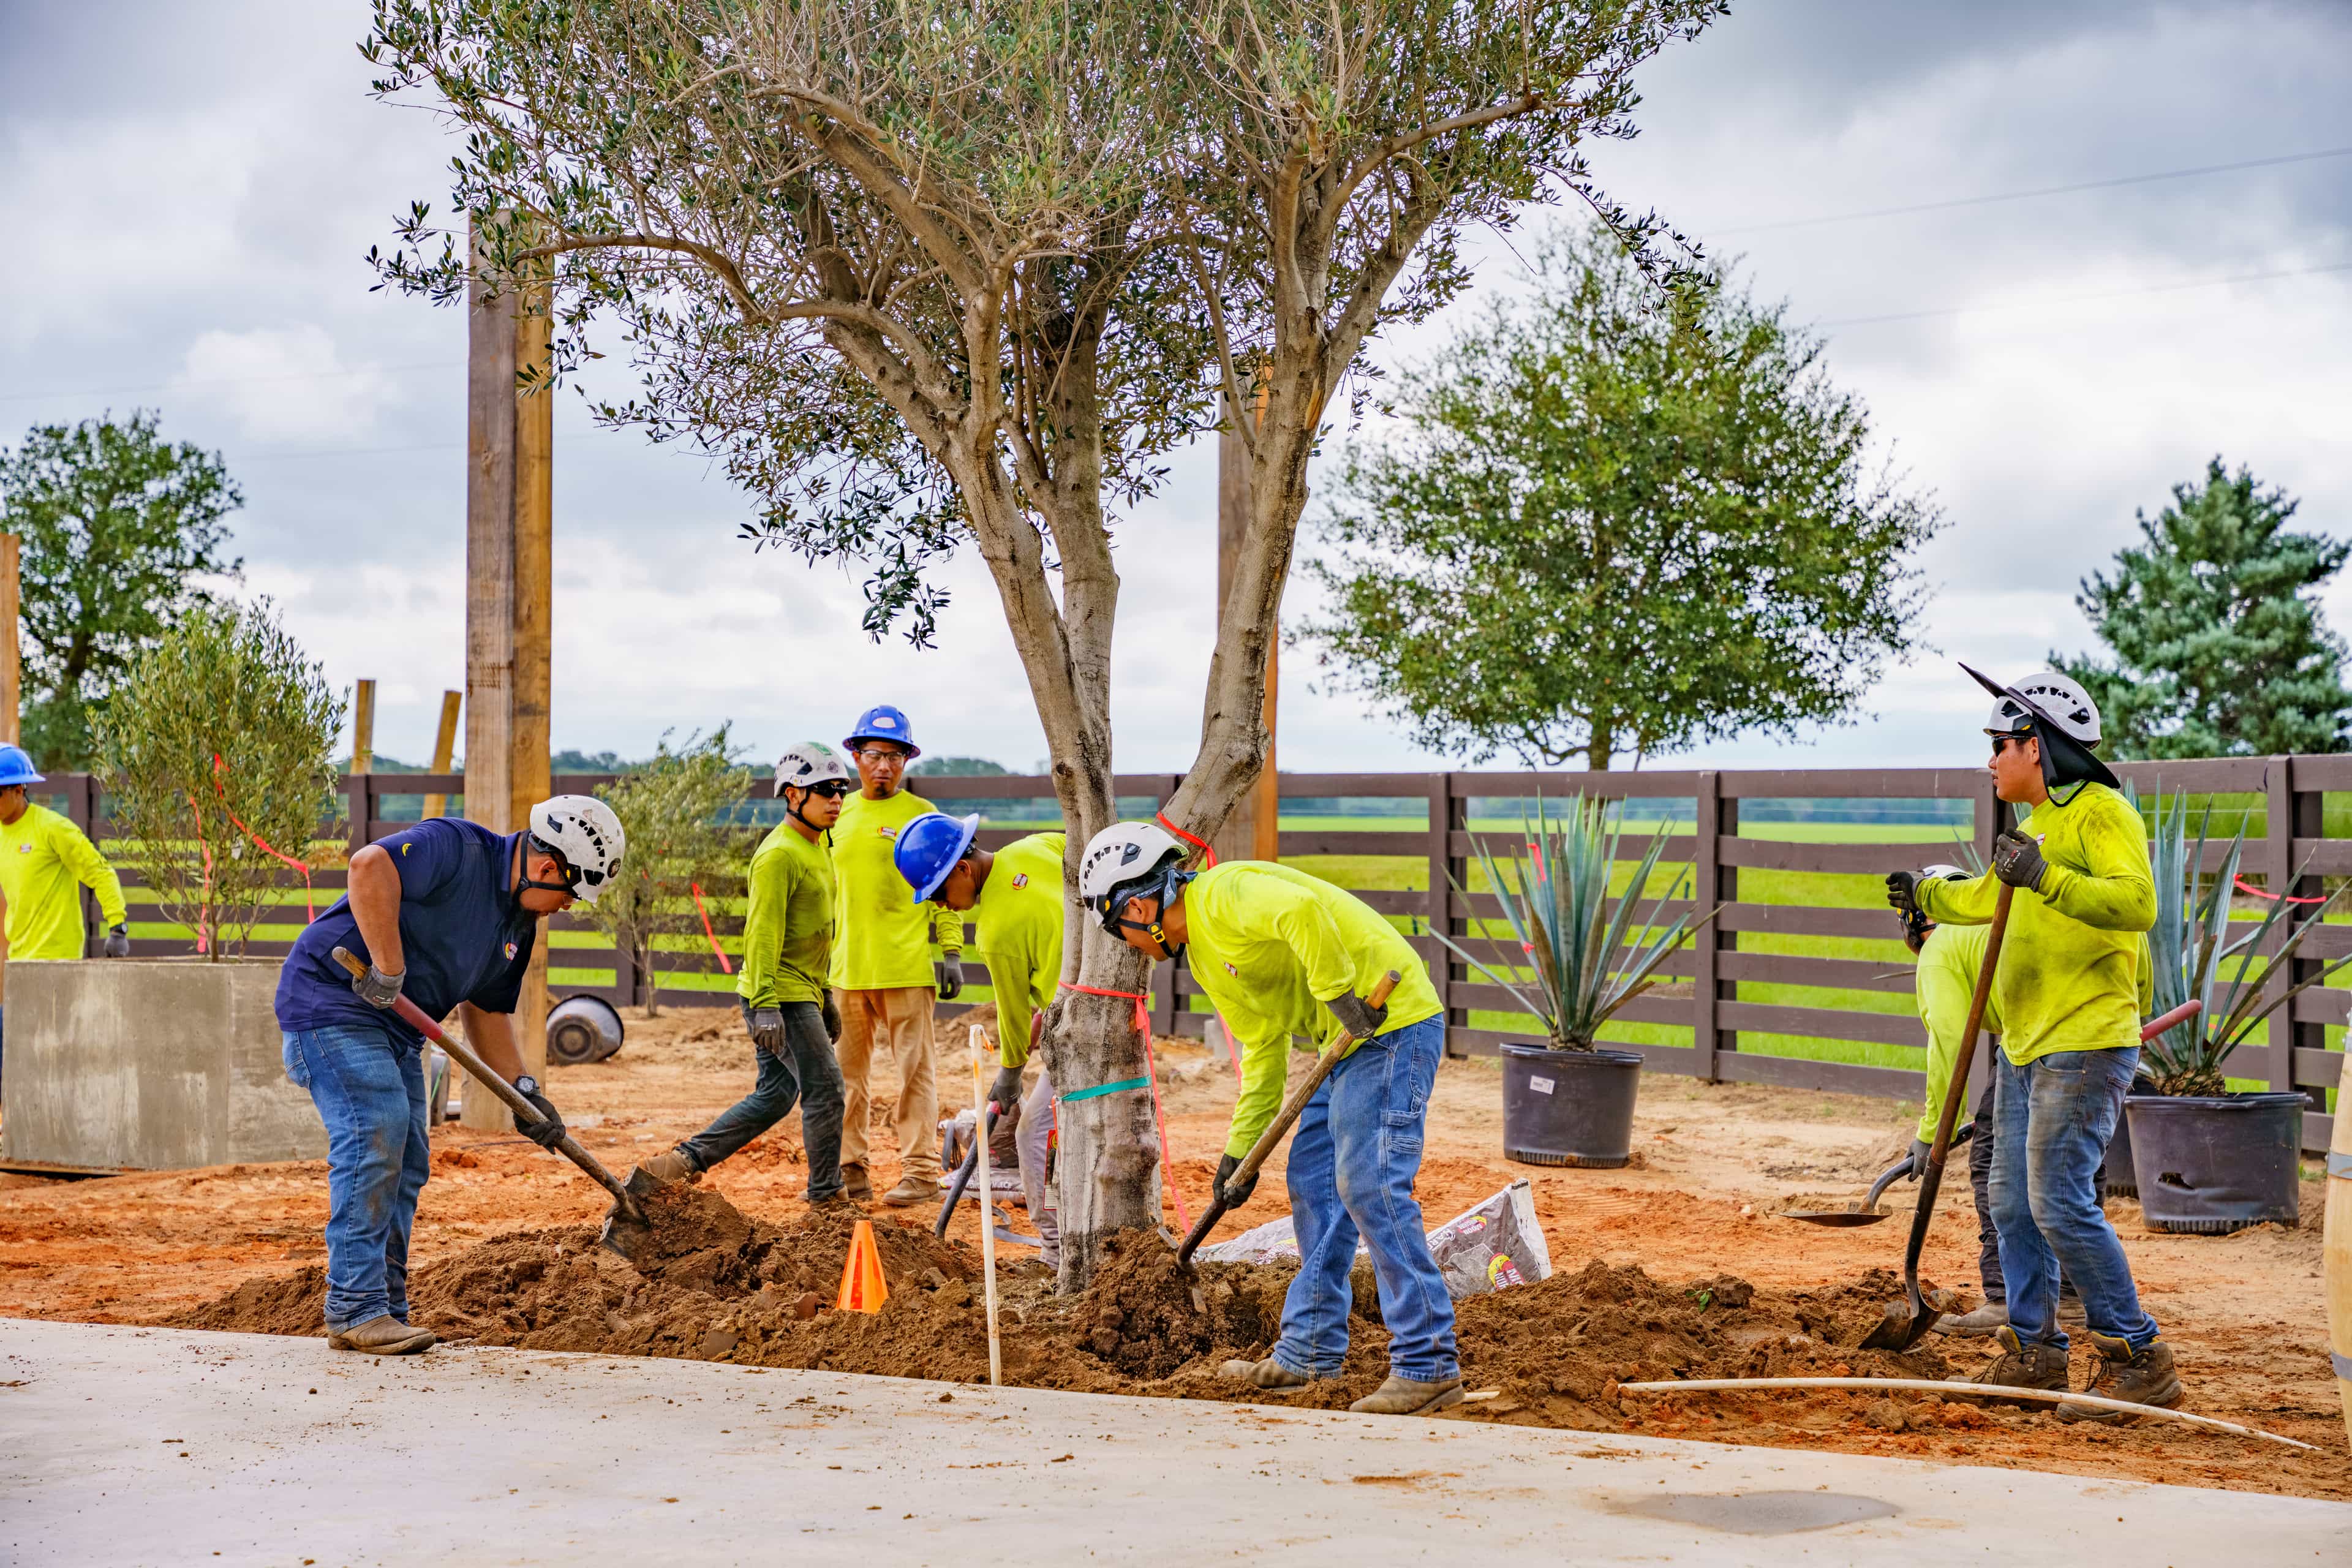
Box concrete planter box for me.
[2,959,324,1170]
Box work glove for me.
[1324,990,1387,1041]
[1884,871,1922,921]
[821,993,843,1045]
[1213,1152,1259,1208]
[935,954,965,1001]
[350,962,405,1010]
[101,924,132,959]
[987,1064,1025,1115]
[514,1079,566,1149]
[1907,1137,1932,1177]
[1991,830,2049,892]
[748,1007,786,1057]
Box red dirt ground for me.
[2,1005,2342,1499]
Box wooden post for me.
[1426,773,1458,1056]
[1213,383,1280,865]
[349,679,376,777]
[460,221,554,1129]
[422,690,461,819]
[0,533,19,747]
[1691,772,1722,1082]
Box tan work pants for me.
[835,985,940,1180]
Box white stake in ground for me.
[969,1024,1003,1387]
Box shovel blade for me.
[1777,1209,1893,1227]
[1857,1284,1958,1351]
[597,1167,665,1268]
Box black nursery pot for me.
[2124,1091,2305,1234]
[2100,1095,2141,1199]
[1499,1044,1642,1169]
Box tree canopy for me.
[2056,459,2351,758]
[0,411,244,768]
[1302,227,1940,769]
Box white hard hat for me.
[529,794,627,904]
[1986,669,2101,746]
[1920,863,1972,882]
[773,741,854,797]
[1077,821,1186,927]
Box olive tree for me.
[586,728,757,1012]
[93,603,344,958]
[363,0,1724,1284]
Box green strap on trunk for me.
[1057,1076,1150,1104]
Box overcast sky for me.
[4,1,2349,778]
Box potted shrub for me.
[1,602,344,1170]
[2127,791,2343,1234]
[1434,794,1717,1168]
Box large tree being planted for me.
[363,0,1725,1284]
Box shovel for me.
[329,947,658,1265]
[1779,1126,1974,1229]
[1174,969,1402,1279]
[1859,886,2013,1351]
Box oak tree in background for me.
[587,728,756,1014]
[2055,459,2351,758]
[1303,227,1940,768]
[363,0,1725,1284]
[0,412,244,768]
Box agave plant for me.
[2143,788,2351,1096]
[1433,794,1720,1052]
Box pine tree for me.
[2056,459,2351,758]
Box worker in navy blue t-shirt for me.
[275,795,626,1355]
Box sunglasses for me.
[809,780,853,799]
[1988,732,2031,759]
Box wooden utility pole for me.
[349,679,376,776]
[0,533,18,747]
[422,690,461,820]
[460,223,554,1128]
[1213,385,1281,865]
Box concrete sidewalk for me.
[3,1319,2345,1566]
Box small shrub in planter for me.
[2128,791,2344,1232]
[582,726,756,1019]
[1433,795,1719,1167]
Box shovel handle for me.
[1895,887,2011,1309]
[330,946,641,1219]
[1177,970,1401,1268]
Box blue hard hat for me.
[894,812,979,903]
[0,744,45,788]
[844,704,921,758]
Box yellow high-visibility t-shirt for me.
[0,802,128,960]
[827,789,962,991]
[970,832,1066,1068]
[736,821,836,1008]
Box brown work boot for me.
[1349,1373,1465,1416]
[1931,1300,2008,1338]
[839,1162,873,1201]
[327,1314,435,1355]
[1218,1355,1315,1390]
[878,1174,934,1208]
[636,1148,698,1185]
[1944,1325,2068,1407]
[2056,1332,2182,1424]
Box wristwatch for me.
[514,1075,541,1098]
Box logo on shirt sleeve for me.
[1223,962,1238,976]
[504,940,519,960]
[1011,872,1029,888]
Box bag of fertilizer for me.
[1197,1179,1551,1299]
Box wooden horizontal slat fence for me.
[45,755,2346,1153]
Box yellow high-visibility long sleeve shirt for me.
[736,821,836,1008]
[0,803,128,960]
[1915,780,2153,1067]
[970,832,1065,1069]
[827,789,962,991]
[1178,861,1444,1159]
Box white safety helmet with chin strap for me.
[527,794,627,904]
[773,741,855,832]
[1078,821,1191,954]
[1985,669,2101,747]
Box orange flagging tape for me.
[1060,981,1193,1231]
[688,882,733,973]
[211,754,316,921]
[837,1218,888,1313]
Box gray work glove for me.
[350,962,405,1010]
[1991,830,2049,892]
[987,1064,1025,1115]
[1884,870,1922,920]
[935,954,965,1001]
[1324,990,1388,1041]
[748,1006,786,1057]
[514,1079,566,1150]
[1213,1152,1259,1208]
[821,993,843,1045]
[1907,1137,1932,1177]
[101,924,132,959]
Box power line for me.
[1818,258,2352,328]
[1716,145,2352,235]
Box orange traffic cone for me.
[837,1218,889,1314]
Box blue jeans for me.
[1274,1015,1458,1383]
[1989,1047,2159,1351]
[676,1001,846,1200]
[283,1022,429,1332]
